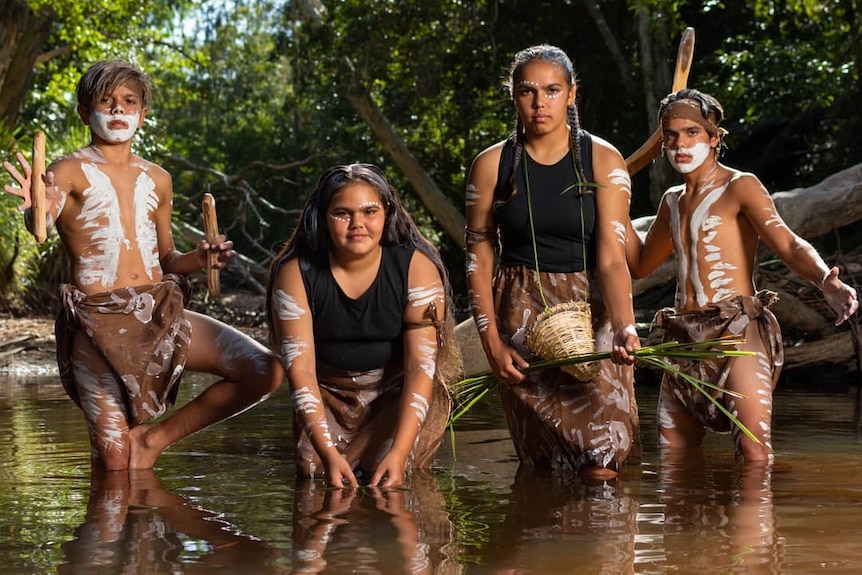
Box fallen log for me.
[783,331,858,372]
[769,288,836,338]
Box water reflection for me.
[3,375,862,574]
[657,450,784,574]
[58,468,285,575]
[291,471,457,573]
[461,467,641,574]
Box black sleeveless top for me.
[299,245,414,372]
[493,130,596,273]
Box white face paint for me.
[666,141,711,174]
[89,110,141,143]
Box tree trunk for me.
[0,0,54,128]
[339,56,466,249]
[580,0,632,89]
[783,331,858,372]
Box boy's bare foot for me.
[128,424,162,469]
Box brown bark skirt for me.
[294,361,452,481]
[55,275,193,425]
[652,290,784,432]
[492,265,641,472]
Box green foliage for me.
[0,124,41,313]
[21,0,190,129]
[3,0,861,309]
[639,0,860,191]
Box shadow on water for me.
[2,369,862,574]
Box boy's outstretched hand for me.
[3,152,57,210]
[822,266,859,326]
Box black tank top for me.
[493,130,596,273]
[300,245,414,372]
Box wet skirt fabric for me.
[55,275,193,425]
[653,290,783,432]
[294,361,452,480]
[492,264,641,471]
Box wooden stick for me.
[202,193,221,297]
[31,131,47,243]
[625,27,696,175]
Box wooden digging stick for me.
[625,27,696,175]
[31,131,48,243]
[202,193,221,297]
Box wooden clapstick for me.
[625,27,696,175]
[202,193,221,297]
[31,131,48,243]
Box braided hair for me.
[503,45,588,197]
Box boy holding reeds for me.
[627,88,858,463]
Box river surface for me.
[2,370,862,574]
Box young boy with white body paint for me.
[2,59,283,471]
[627,88,858,464]
[265,163,461,488]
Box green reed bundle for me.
[448,337,760,445]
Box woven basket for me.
[525,300,601,381]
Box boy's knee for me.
[263,353,284,393]
[245,351,283,397]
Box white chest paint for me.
[76,163,160,286]
[668,179,738,307]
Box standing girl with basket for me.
[465,45,641,479]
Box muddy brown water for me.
[1,370,861,574]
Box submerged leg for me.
[71,333,133,470]
[657,374,707,451]
[724,321,777,463]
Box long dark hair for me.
[265,163,453,349]
[503,45,588,196]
